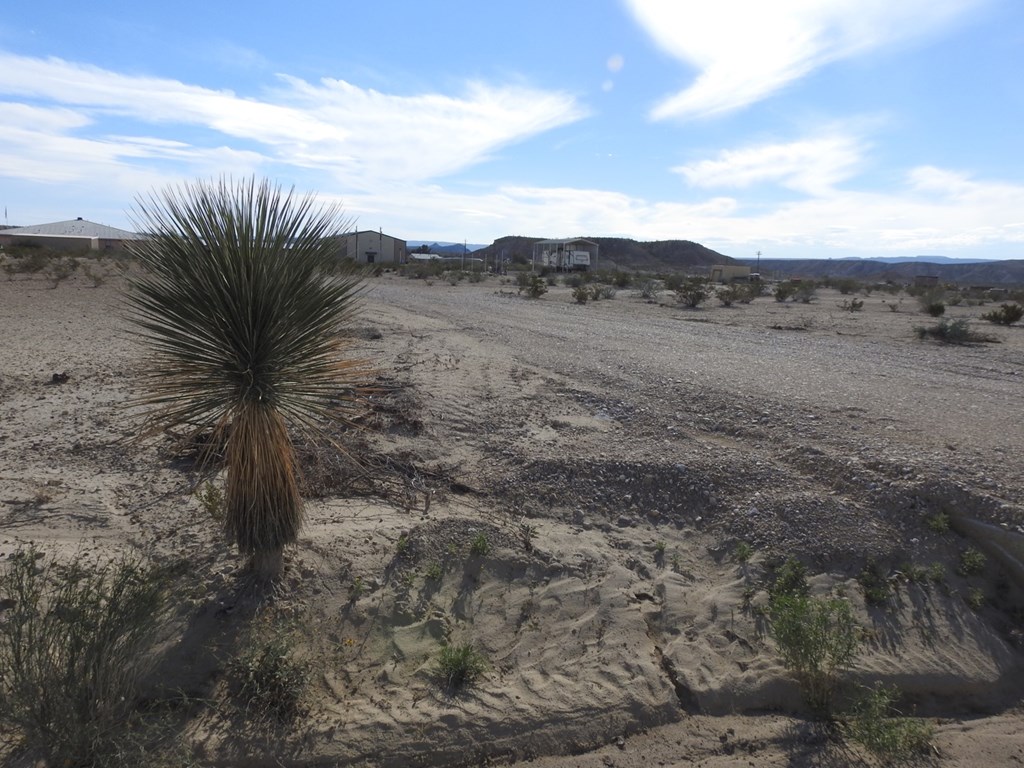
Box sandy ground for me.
[1,269,1023,767]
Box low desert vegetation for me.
[435,643,487,691]
[0,547,172,767]
[914,318,997,344]
[843,683,935,761]
[229,630,310,721]
[981,302,1023,325]
[675,277,711,308]
[917,288,946,317]
[768,589,859,714]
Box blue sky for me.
[1,0,1022,259]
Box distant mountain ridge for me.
[406,241,487,254]
[474,235,733,272]
[742,258,1024,285]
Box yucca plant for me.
[126,177,364,578]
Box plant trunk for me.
[250,547,285,581]
[224,403,303,578]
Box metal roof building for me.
[0,218,145,251]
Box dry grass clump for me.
[0,547,171,767]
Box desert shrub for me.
[515,270,532,290]
[194,480,225,523]
[81,263,106,287]
[925,511,950,534]
[572,284,590,304]
[675,278,710,308]
[734,541,754,564]
[769,594,859,713]
[612,271,632,288]
[662,273,685,292]
[914,318,995,344]
[957,546,986,576]
[737,283,760,303]
[12,251,52,276]
[593,284,616,300]
[716,284,746,306]
[858,560,892,606]
[45,256,79,288]
[981,303,1023,326]
[966,587,986,610]
[636,279,660,299]
[436,643,487,690]
[833,278,862,295]
[522,275,547,299]
[839,297,864,312]
[469,532,491,557]
[229,633,309,721]
[843,683,934,761]
[794,282,818,303]
[774,282,797,302]
[917,288,946,316]
[0,548,171,767]
[425,561,444,581]
[562,273,585,288]
[545,274,558,286]
[769,556,809,600]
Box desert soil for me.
[1,269,1023,767]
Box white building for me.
[338,230,406,265]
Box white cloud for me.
[674,133,865,195]
[0,52,587,188]
[624,0,985,119]
[607,54,625,73]
[330,164,1024,256]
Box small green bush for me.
[195,480,225,522]
[469,532,491,557]
[774,282,797,302]
[957,546,986,576]
[916,287,947,317]
[572,284,590,304]
[675,278,710,308]
[926,511,950,534]
[436,643,487,690]
[966,587,986,610]
[636,279,660,299]
[716,284,746,306]
[981,303,1023,326]
[844,683,934,761]
[915,318,996,344]
[734,541,754,564]
[230,633,309,721]
[769,594,859,713]
[769,556,809,600]
[0,548,171,767]
[522,275,548,299]
[425,562,443,581]
[858,560,892,606]
[794,282,818,303]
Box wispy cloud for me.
[624,0,985,120]
[0,52,587,189]
[674,133,865,195]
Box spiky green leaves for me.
[126,177,364,571]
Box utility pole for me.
[756,250,761,275]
